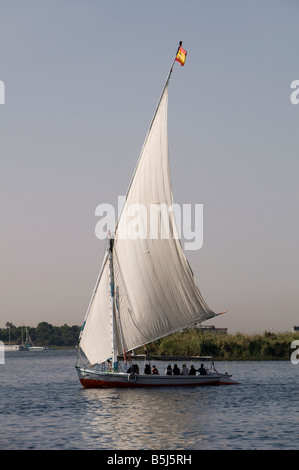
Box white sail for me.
[79,254,114,365]
[79,82,216,366]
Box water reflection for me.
[75,360,299,450]
[77,387,216,449]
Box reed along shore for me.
[136,329,299,361]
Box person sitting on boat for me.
[198,363,207,375]
[166,364,172,375]
[181,364,189,375]
[151,365,159,375]
[133,364,139,374]
[173,364,180,375]
[188,365,197,375]
[144,364,151,375]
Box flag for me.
[175,46,187,66]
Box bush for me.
[138,329,299,360]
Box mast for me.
[148,41,182,134]
[108,233,118,371]
[116,41,185,228]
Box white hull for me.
[76,366,238,388]
[0,344,25,351]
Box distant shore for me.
[135,329,299,361]
[1,322,298,360]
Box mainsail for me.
[79,70,217,367]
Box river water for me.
[0,349,298,450]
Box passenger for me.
[173,364,180,375]
[144,346,149,360]
[151,365,159,375]
[144,364,151,375]
[133,364,139,374]
[166,364,172,375]
[188,364,196,375]
[181,364,189,375]
[198,363,207,375]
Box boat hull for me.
[0,344,25,351]
[76,367,238,388]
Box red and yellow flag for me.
[175,46,187,66]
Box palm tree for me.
[5,322,14,343]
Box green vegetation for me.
[1,322,298,359]
[0,322,80,348]
[136,329,299,361]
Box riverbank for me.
[1,323,298,360]
[136,330,299,361]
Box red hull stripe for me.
[79,378,237,388]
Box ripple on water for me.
[1,352,299,449]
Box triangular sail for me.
[113,85,216,353]
[78,254,112,365]
[79,79,216,367]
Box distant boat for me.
[24,327,45,351]
[0,326,45,351]
[0,343,25,351]
[76,43,238,388]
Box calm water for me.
[0,349,298,450]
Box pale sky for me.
[1,0,298,334]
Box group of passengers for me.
[165,363,207,376]
[127,363,159,375]
[127,362,207,376]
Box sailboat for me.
[24,327,45,351]
[76,43,238,387]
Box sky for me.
[0,0,298,334]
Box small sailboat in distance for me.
[24,327,45,350]
[76,43,238,387]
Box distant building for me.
[191,323,227,335]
